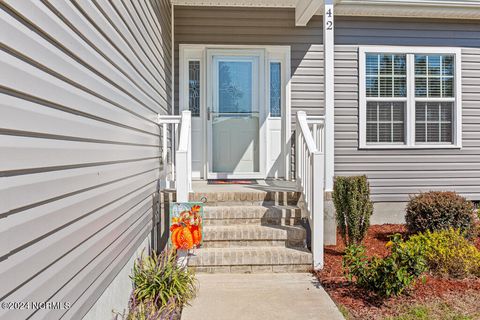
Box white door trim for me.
[179,44,291,180]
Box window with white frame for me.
[359,47,462,149]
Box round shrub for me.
[405,191,474,234]
[405,228,480,278]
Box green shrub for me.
[130,250,197,317]
[405,228,480,278]
[333,175,373,245]
[343,234,426,297]
[405,191,474,234]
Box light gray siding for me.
[0,0,171,319]
[174,6,324,118]
[334,18,480,202]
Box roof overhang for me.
[328,0,480,20]
[172,0,480,25]
[171,0,321,26]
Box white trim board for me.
[358,46,462,150]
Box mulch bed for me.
[314,224,480,319]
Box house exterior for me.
[1,0,480,319]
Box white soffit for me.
[322,0,480,20]
[171,0,298,7]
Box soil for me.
[314,224,480,320]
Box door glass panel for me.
[212,58,259,173]
[218,61,252,113]
[188,61,200,117]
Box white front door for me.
[180,45,291,180]
[207,50,266,179]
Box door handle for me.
[207,107,211,121]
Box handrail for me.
[175,111,192,202]
[295,111,325,270]
[157,111,192,202]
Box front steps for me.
[187,190,312,273]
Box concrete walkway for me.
[181,273,345,320]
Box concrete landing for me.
[181,273,344,320]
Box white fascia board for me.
[314,0,480,19]
[295,0,322,26]
[172,0,297,7]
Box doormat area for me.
[207,179,257,185]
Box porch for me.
[159,0,335,270]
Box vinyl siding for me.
[0,1,170,319]
[334,17,480,202]
[174,6,324,118]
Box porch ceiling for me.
[170,0,320,26]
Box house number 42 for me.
[325,8,333,30]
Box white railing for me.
[158,110,192,202]
[295,111,325,270]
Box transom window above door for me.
[359,47,462,149]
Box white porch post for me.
[323,0,335,192]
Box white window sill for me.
[359,144,462,150]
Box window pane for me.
[392,123,405,142]
[415,55,427,75]
[378,102,391,121]
[415,77,427,97]
[270,62,281,117]
[188,61,200,117]
[415,102,453,143]
[428,55,441,75]
[366,101,405,144]
[415,54,454,98]
[379,77,392,97]
[394,77,406,97]
[442,78,453,97]
[366,54,378,75]
[380,54,393,75]
[428,77,441,97]
[442,56,454,76]
[366,103,377,121]
[427,123,440,142]
[365,53,406,97]
[366,76,378,97]
[394,55,406,74]
[379,123,392,142]
[366,123,378,143]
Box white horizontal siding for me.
[0,1,171,319]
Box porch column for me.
[323,0,337,246]
[323,0,334,192]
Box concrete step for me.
[189,191,301,206]
[188,247,312,273]
[202,205,302,226]
[202,225,306,248]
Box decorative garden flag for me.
[169,202,203,250]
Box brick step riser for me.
[202,240,287,248]
[203,218,300,226]
[202,208,302,218]
[189,192,301,205]
[191,264,312,273]
[202,239,305,248]
[196,200,301,207]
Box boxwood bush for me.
[405,191,474,234]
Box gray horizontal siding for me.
[0,0,170,319]
[174,6,324,119]
[334,18,480,202]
